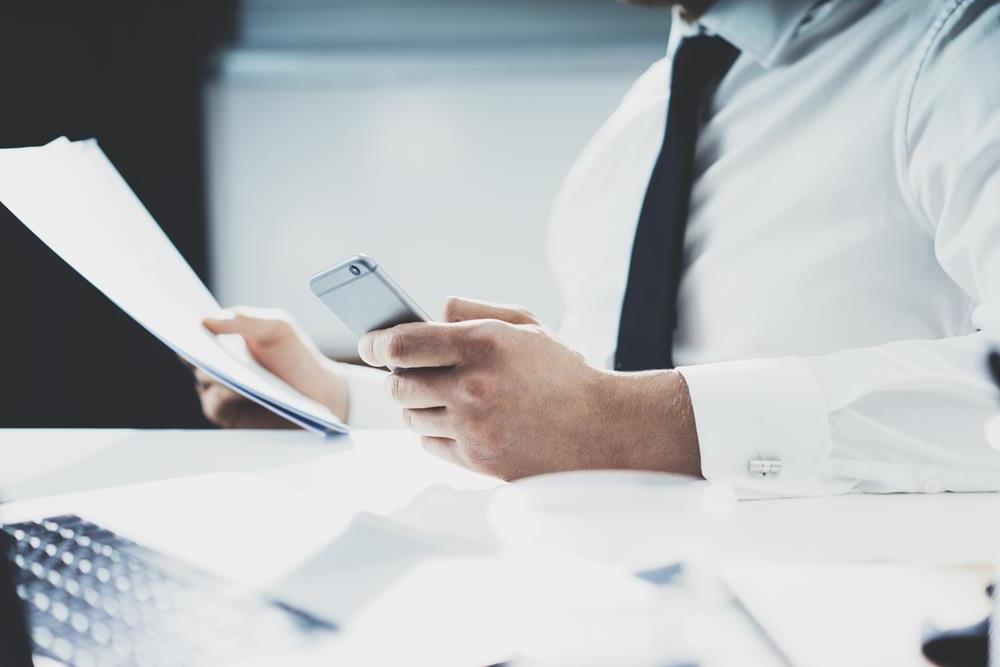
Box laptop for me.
[0,477,341,667]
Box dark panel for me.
[0,1,238,427]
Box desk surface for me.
[2,428,999,666]
[4,428,999,564]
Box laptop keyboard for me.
[2,514,335,667]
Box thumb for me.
[442,297,540,325]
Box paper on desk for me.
[723,560,994,667]
[0,138,346,435]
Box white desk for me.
[2,429,999,666]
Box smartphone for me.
[309,254,430,337]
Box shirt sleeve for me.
[679,1,1000,498]
[332,361,406,429]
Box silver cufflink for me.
[749,459,782,477]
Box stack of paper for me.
[0,138,347,435]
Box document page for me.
[0,138,347,435]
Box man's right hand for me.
[193,307,349,428]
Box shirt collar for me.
[695,0,824,68]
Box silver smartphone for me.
[309,254,431,337]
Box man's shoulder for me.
[917,0,1000,60]
[905,0,999,132]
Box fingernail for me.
[207,309,235,322]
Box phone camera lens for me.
[349,265,361,276]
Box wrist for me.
[315,359,350,422]
[595,368,701,477]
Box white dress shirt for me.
[343,0,1000,497]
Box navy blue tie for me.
[615,35,739,372]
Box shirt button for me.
[923,479,943,494]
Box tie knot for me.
[671,34,740,96]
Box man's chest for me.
[549,2,968,366]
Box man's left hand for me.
[358,297,701,480]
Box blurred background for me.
[0,0,668,428]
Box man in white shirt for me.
[194,0,1000,497]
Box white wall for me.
[205,44,663,358]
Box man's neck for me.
[678,0,716,21]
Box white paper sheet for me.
[0,138,347,435]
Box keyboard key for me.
[102,597,120,617]
[71,611,90,634]
[51,600,70,623]
[31,625,54,649]
[83,586,101,608]
[52,636,74,662]
[33,591,50,612]
[91,621,111,645]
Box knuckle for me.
[401,408,413,429]
[361,333,378,364]
[463,323,500,359]
[421,436,447,455]
[271,316,293,333]
[386,332,407,362]
[386,373,407,403]
[443,296,464,322]
[514,305,536,323]
[459,374,489,405]
[266,315,293,337]
[523,323,546,337]
[212,400,238,429]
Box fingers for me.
[359,322,471,369]
[403,407,454,438]
[420,436,465,468]
[419,436,495,477]
[384,369,453,408]
[203,307,291,344]
[194,368,215,390]
[196,371,295,429]
[442,296,539,325]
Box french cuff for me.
[335,362,406,429]
[677,357,836,498]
